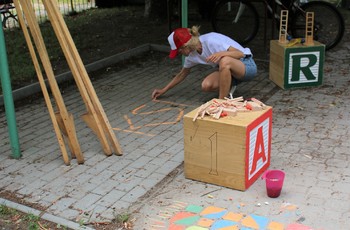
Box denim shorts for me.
[240,56,257,81]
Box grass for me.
[116,212,131,223]
[0,204,69,229]
[114,211,133,229]
[0,6,138,94]
[0,198,134,229]
[0,204,18,216]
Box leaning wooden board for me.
[13,0,123,165]
[43,0,122,156]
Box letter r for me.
[291,54,317,82]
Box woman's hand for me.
[152,88,165,99]
[151,68,190,100]
[206,53,224,64]
[207,48,245,64]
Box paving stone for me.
[120,185,148,203]
[91,178,119,196]
[97,189,125,207]
[73,193,103,211]
[155,160,180,175]
[133,163,159,178]
[59,208,81,221]
[48,197,77,213]
[16,179,48,196]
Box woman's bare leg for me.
[201,71,220,92]
[218,57,245,99]
[201,57,246,98]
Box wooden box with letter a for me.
[183,102,272,191]
[269,40,325,89]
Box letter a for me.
[250,127,267,175]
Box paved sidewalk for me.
[1,8,349,230]
[132,9,350,230]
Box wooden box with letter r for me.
[183,102,272,191]
[269,40,325,89]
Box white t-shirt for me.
[183,32,252,69]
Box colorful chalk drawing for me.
[113,99,191,136]
[148,201,316,230]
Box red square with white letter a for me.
[245,108,272,189]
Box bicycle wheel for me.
[291,1,345,50]
[211,0,259,45]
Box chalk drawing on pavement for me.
[148,201,315,230]
[113,99,192,136]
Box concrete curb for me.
[0,198,95,230]
[0,43,169,107]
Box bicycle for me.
[0,1,17,28]
[211,0,345,50]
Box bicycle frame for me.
[235,3,246,23]
[266,0,305,23]
[231,0,305,27]
[212,0,345,49]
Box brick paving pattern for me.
[0,8,349,229]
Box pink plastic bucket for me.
[261,170,285,198]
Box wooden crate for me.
[269,40,325,89]
[183,102,272,191]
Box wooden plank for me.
[43,0,122,156]
[55,112,76,159]
[51,0,122,155]
[13,0,70,165]
[42,0,112,156]
[18,0,84,163]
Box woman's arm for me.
[206,46,245,64]
[152,68,191,99]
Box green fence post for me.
[0,26,21,159]
[181,0,188,28]
[181,0,188,64]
